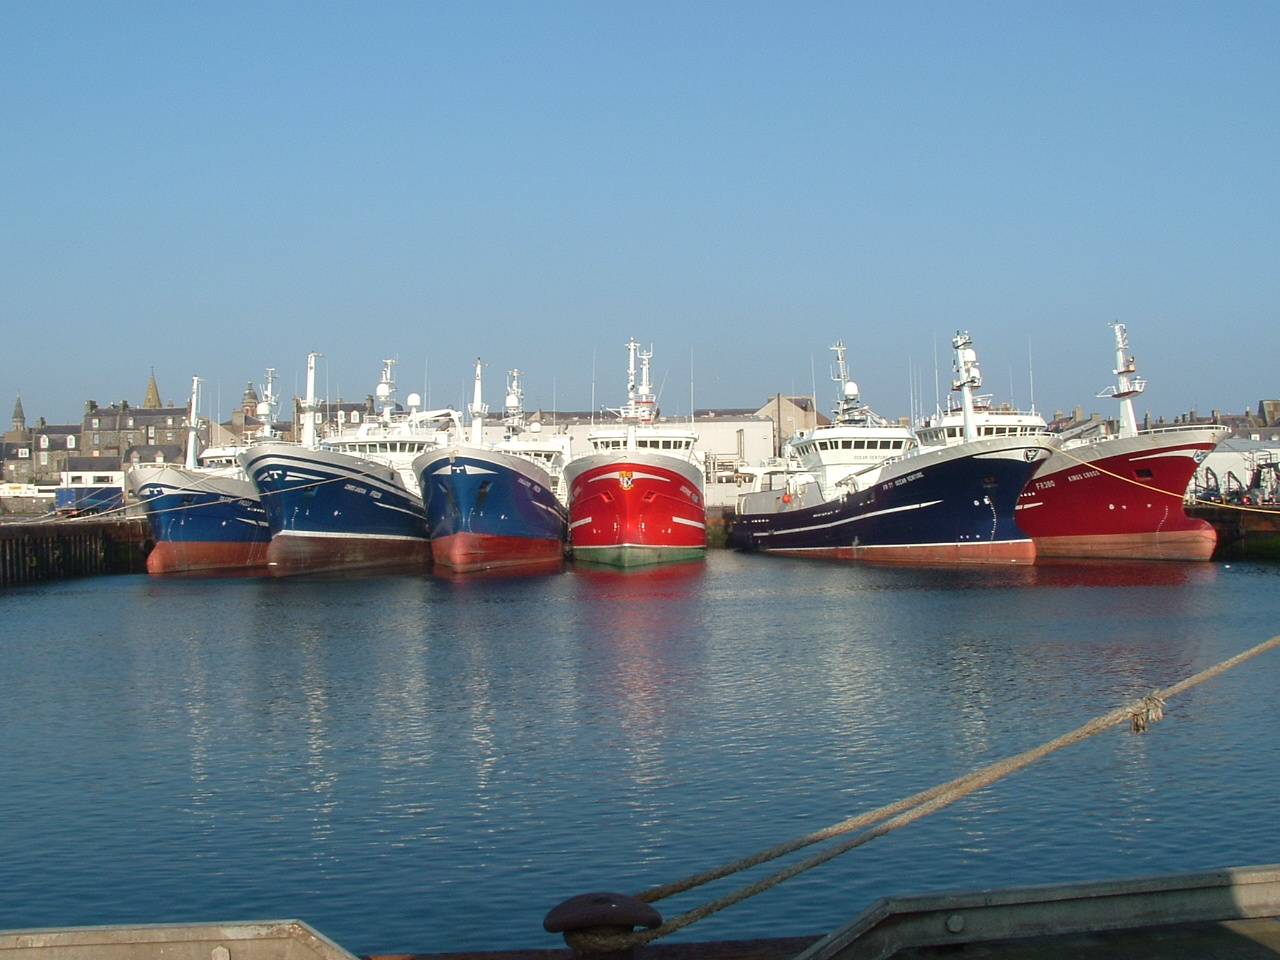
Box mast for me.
[951,331,982,443]
[256,368,276,439]
[301,352,321,450]
[375,359,397,423]
[503,368,524,436]
[468,358,488,445]
[1096,322,1145,439]
[184,376,202,469]
[637,344,654,416]
[616,338,656,448]
[624,339,639,450]
[830,341,861,425]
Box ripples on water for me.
[2,555,1279,953]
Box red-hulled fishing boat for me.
[564,340,706,568]
[1015,323,1228,560]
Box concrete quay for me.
[1187,503,1280,560]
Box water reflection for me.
[569,559,711,821]
[570,558,707,584]
[429,558,566,581]
[834,558,1220,591]
[2,557,1278,956]
[1029,559,1220,588]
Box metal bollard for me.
[544,891,662,959]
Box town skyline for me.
[9,351,1277,440]
[4,4,1278,423]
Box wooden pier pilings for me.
[0,518,152,587]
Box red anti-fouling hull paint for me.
[431,532,565,573]
[1029,528,1217,561]
[565,453,706,554]
[265,533,431,577]
[146,540,271,575]
[1016,429,1224,561]
[765,539,1036,565]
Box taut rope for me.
[1048,442,1279,515]
[561,630,1280,954]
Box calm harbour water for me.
[3,553,1280,954]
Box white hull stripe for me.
[275,530,425,541]
[974,448,1048,461]
[590,471,670,483]
[1128,450,1200,463]
[249,457,409,499]
[768,538,1032,553]
[672,516,706,529]
[577,543,706,552]
[431,464,499,476]
[759,499,943,537]
[570,517,593,530]
[373,501,425,518]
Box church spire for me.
[11,395,24,433]
[143,369,162,409]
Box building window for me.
[127,417,135,428]
[92,433,100,444]
[67,435,76,449]
[350,412,360,424]
[18,448,29,459]
[39,435,49,449]
[91,418,100,429]
[39,451,48,466]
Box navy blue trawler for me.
[415,364,570,573]
[127,374,272,574]
[240,355,461,576]
[729,334,1058,564]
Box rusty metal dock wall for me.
[0,519,151,587]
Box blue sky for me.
[3,2,1277,427]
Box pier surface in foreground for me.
[367,938,820,960]
[375,863,1280,960]
[367,919,1280,960]
[370,918,1280,960]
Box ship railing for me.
[1062,422,1227,448]
[1138,422,1232,438]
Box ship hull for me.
[564,452,706,568]
[240,442,430,576]
[416,446,567,573]
[730,437,1054,564]
[1016,428,1226,561]
[429,532,564,571]
[145,539,271,575]
[128,465,271,575]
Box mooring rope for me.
[1047,441,1279,515]
[561,630,1280,954]
[42,464,398,526]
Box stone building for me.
[753,395,826,454]
[288,394,375,442]
[81,391,188,461]
[2,396,86,485]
